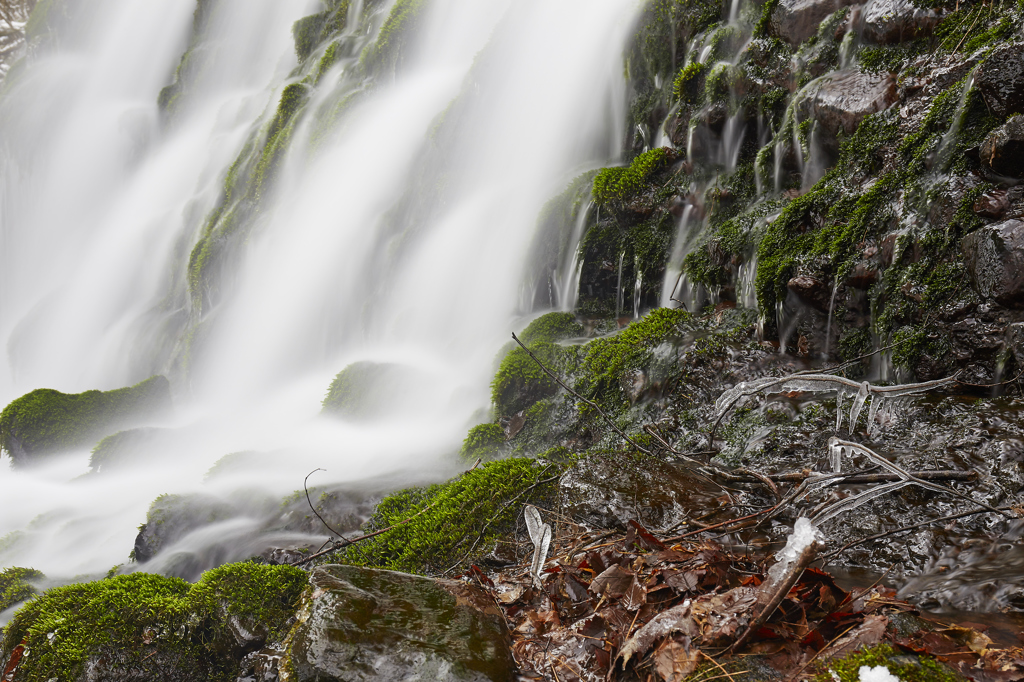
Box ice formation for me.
[764,517,824,591]
[525,504,552,586]
[858,665,902,682]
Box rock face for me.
[799,69,898,136]
[980,115,1024,178]
[976,43,1024,119]
[286,565,514,682]
[859,0,940,43]
[770,0,858,45]
[962,219,1024,308]
[0,375,172,466]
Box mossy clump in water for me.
[0,562,306,682]
[0,567,43,615]
[814,643,965,681]
[341,457,559,574]
[459,423,505,462]
[321,361,410,418]
[592,147,670,206]
[359,0,427,77]
[0,376,172,464]
[518,312,584,345]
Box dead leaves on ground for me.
[460,520,1024,681]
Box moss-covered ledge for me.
[0,376,172,466]
[0,562,306,682]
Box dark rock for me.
[974,189,1010,219]
[286,565,514,681]
[771,0,860,44]
[133,493,240,564]
[799,69,898,137]
[976,43,1024,119]
[860,0,940,43]
[560,456,726,531]
[962,219,1024,308]
[980,115,1024,179]
[787,275,832,311]
[846,261,880,289]
[0,375,172,466]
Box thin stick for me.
[512,332,652,455]
[700,651,739,682]
[788,622,859,680]
[957,367,1024,388]
[303,468,345,538]
[821,505,1014,562]
[771,469,976,485]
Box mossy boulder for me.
[518,312,584,345]
[285,565,513,681]
[0,376,172,466]
[133,493,240,567]
[459,423,505,462]
[89,426,173,474]
[321,361,427,419]
[0,562,307,682]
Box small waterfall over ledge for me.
[0,0,639,579]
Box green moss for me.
[292,2,349,62]
[459,423,505,462]
[519,312,584,345]
[0,563,306,682]
[341,457,558,574]
[321,361,407,418]
[814,643,965,681]
[491,343,567,416]
[672,61,708,106]
[755,0,781,36]
[592,147,670,206]
[575,307,690,410]
[0,568,43,614]
[359,0,427,77]
[0,376,171,461]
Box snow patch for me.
[858,664,902,681]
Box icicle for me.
[812,481,910,526]
[848,382,869,431]
[834,388,846,431]
[763,518,824,591]
[829,438,845,473]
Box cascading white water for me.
[0,0,639,582]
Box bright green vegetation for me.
[672,61,708,106]
[0,568,43,615]
[341,457,558,574]
[459,423,505,462]
[0,562,306,682]
[519,312,584,345]
[0,376,171,461]
[814,644,964,681]
[592,148,670,206]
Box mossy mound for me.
[133,493,240,566]
[814,643,965,681]
[0,562,306,682]
[88,426,172,474]
[459,423,505,462]
[0,568,43,616]
[321,361,421,419]
[518,312,584,345]
[340,457,559,574]
[0,376,172,465]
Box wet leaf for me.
[664,570,701,592]
[618,602,696,667]
[590,564,634,598]
[653,637,699,681]
[623,575,647,611]
[943,625,994,654]
[628,519,666,550]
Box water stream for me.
[0,0,638,582]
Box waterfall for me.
[0,0,639,579]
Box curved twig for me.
[304,468,345,538]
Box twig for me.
[770,469,976,485]
[957,367,1024,388]
[512,332,652,455]
[821,505,1015,562]
[700,651,740,682]
[303,468,345,538]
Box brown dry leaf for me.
[664,570,702,592]
[655,549,695,563]
[653,637,699,681]
[495,582,525,604]
[820,614,888,661]
[590,564,634,598]
[690,586,757,646]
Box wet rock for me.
[974,189,1010,219]
[980,115,1024,179]
[133,493,240,564]
[846,261,880,289]
[976,43,1024,119]
[560,455,725,531]
[859,0,939,43]
[286,565,514,681]
[799,69,898,137]
[962,219,1024,308]
[787,275,832,312]
[0,375,172,466]
[1007,323,1024,370]
[771,0,860,44]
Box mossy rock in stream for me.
[321,361,429,419]
[0,568,43,617]
[0,562,307,682]
[0,376,172,466]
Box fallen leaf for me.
[943,625,994,654]
[623,575,648,611]
[617,602,696,667]
[654,637,699,681]
[591,564,634,598]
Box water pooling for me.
[0,0,639,582]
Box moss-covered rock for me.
[132,493,240,566]
[459,423,505,462]
[518,312,584,345]
[0,376,172,465]
[0,568,43,616]
[284,564,514,681]
[0,562,307,682]
[814,643,965,681]
[88,426,173,474]
[321,361,427,419]
[340,457,559,574]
